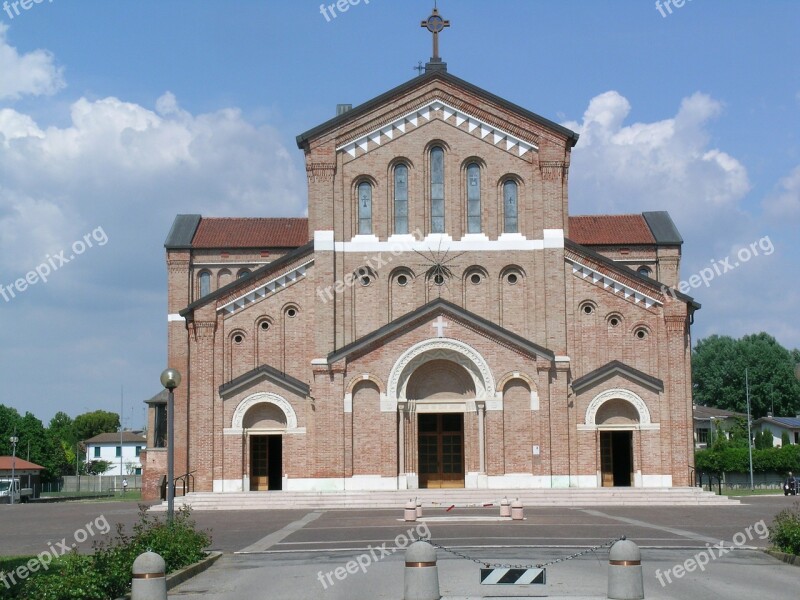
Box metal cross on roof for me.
[421,6,450,62]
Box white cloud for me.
[564,91,750,227]
[0,22,64,100]
[763,165,800,220]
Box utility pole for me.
[746,368,754,490]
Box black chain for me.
[421,536,626,569]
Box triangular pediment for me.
[296,71,578,156]
[326,298,555,365]
[572,360,664,395]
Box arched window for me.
[358,182,372,235]
[199,271,211,297]
[237,269,251,279]
[430,147,445,233]
[394,164,409,234]
[466,163,481,233]
[503,180,518,233]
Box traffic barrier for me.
[404,541,440,600]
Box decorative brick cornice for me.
[540,160,568,181]
[665,315,688,333]
[306,162,336,183]
[167,258,189,274]
[190,320,216,341]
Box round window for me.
[434,274,445,286]
[635,328,647,339]
[507,273,518,285]
[233,334,244,344]
[583,304,594,315]
[397,274,409,286]
[260,321,270,331]
[287,308,297,318]
[609,317,620,327]
[470,273,481,285]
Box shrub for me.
[769,502,800,556]
[16,505,210,600]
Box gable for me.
[336,98,538,161]
[572,360,664,395]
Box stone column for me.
[398,401,407,489]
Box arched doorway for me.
[242,402,285,491]
[408,359,475,488]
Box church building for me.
[142,8,699,499]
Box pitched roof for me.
[296,69,579,149]
[757,416,800,429]
[572,360,664,394]
[0,457,44,471]
[693,405,747,420]
[191,218,309,248]
[219,364,310,398]
[327,298,554,365]
[568,215,656,246]
[83,432,146,445]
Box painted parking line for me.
[236,511,324,553]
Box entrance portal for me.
[418,413,464,488]
[600,431,632,487]
[250,435,282,491]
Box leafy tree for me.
[86,459,113,475]
[74,410,120,442]
[782,431,792,447]
[755,429,773,449]
[692,333,800,418]
[0,405,70,480]
[49,411,78,446]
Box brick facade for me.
[142,68,698,500]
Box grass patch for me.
[723,488,785,497]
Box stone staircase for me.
[150,487,739,511]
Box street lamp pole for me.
[10,435,18,505]
[745,368,754,491]
[160,368,181,525]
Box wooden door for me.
[419,414,464,488]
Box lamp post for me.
[9,435,18,505]
[160,368,181,524]
[708,416,716,448]
[745,368,754,491]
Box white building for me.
[84,431,146,476]
[754,416,800,447]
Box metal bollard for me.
[511,498,524,520]
[416,498,423,518]
[500,496,511,517]
[131,551,167,600]
[607,538,644,599]
[404,541,440,600]
[405,498,418,522]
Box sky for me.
[0,0,798,427]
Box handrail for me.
[173,470,196,497]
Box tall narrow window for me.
[430,147,445,233]
[466,163,481,233]
[394,164,409,234]
[503,180,518,233]
[199,271,210,297]
[358,182,372,235]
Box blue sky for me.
[0,0,798,426]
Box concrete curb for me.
[114,551,223,599]
[763,548,800,567]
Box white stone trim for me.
[314,230,334,251]
[386,338,496,411]
[231,392,300,431]
[343,392,352,414]
[213,479,244,492]
[543,229,565,248]
[642,475,673,487]
[577,423,660,432]
[219,260,313,315]
[336,98,538,159]
[584,388,653,427]
[168,313,186,322]
[567,258,661,309]
[329,231,560,253]
[530,389,540,411]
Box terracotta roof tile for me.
[0,457,44,470]
[192,218,309,249]
[569,215,655,246]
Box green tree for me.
[692,333,800,418]
[49,411,78,446]
[74,410,120,442]
[782,431,791,447]
[0,405,70,480]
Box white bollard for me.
[500,496,511,517]
[405,498,418,522]
[607,538,644,599]
[404,541,440,600]
[511,498,524,520]
[416,498,423,518]
[131,551,167,600]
